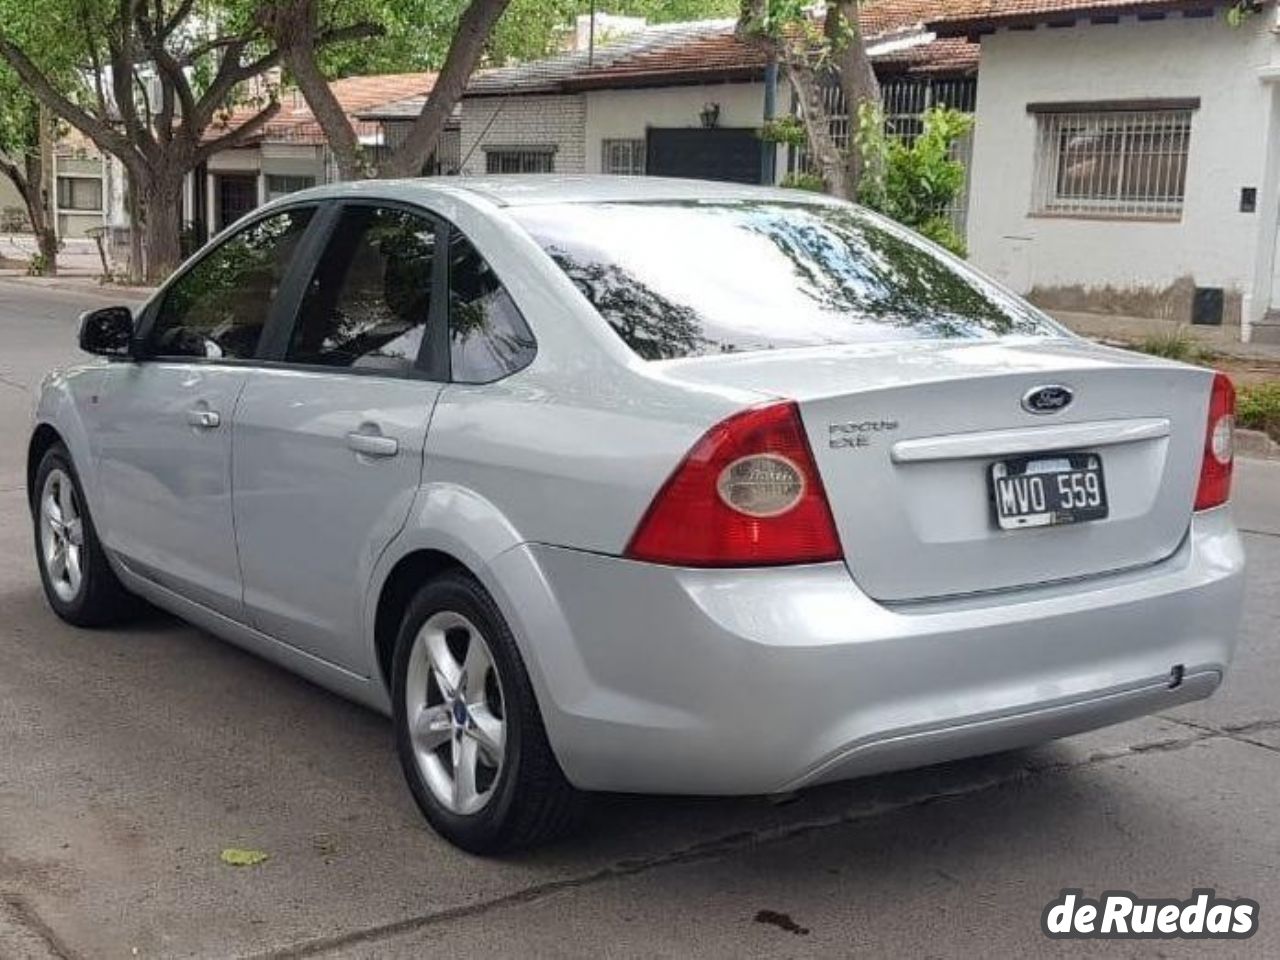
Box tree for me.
[0,67,59,274]
[738,0,879,199]
[260,0,516,180]
[0,0,375,282]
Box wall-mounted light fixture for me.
[699,102,721,129]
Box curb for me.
[1237,428,1280,461]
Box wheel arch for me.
[27,422,66,511]
[368,481,530,693]
[372,548,468,695]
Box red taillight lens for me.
[626,401,842,567]
[1194,372,1235,511]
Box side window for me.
[149,208,313,359]
[448,229,536,383]
[288,206,437,372]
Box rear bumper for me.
[486,508,1244,795]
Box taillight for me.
[626,401,842,566]
[1194,372,1235,511]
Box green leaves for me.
[855,103,975,256]
[1225,2,1256,28]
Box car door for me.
[95,206,319,617]
[231,202,448,673]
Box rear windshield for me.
[510,201,1058,360]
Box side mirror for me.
[78,306,135,358]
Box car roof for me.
[276,175,841,210]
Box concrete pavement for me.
[0,278,1276,959]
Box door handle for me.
[186,408,221,429]
[346,431,399,458]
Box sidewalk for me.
[1,233,105,276]
[1051,309,1280,363]
[0,267,155,300]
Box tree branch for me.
[111,0,151,152]
[383,0,511,178]
[0,37,141,170]
[163,0,196,36]
[259,2,377,180]
[77,0,110,116]
[0,155,28,196]
[135,0,197,127]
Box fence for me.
[788,76,978,239]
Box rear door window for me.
[149,207,314,359]
[287,205,438,373]
[511,201,1058,360]
[447,229,536,383]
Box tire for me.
[31,443,136,627]
[392,570,584,853]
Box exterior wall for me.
[207,147,262,173]
[965,14,1275,328]
[52,153,108,239]
[584,81,779,179]
[458,94,587,175]
[261,143,325,176]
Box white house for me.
[361,13,979,187]
[931,0,1280,342]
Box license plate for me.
[990,453,1108,530]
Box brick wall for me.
[458,95,588,175]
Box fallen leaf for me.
[220,848,269,867]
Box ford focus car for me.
[28,177,1245,852]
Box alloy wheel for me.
[40,468,85,604]
[404,610,507,815]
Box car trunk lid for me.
[657,337,1212,600]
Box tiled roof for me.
[205,72,437,146]
[875,37,982,74]
[929,0,1234,36]
[362,13,979,119]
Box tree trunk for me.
[143,174,183,284]
[781,61,848,199]
[125,168,144,285]
[828,1,879,197]
[381,0,513,178]
[36,104,57,275]
[1,156,58,277]
[737,1,857,200]
[286,41,365,180]
[263,0,366,180]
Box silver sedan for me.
[28,177,1245,852]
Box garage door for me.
[645,128,763,185]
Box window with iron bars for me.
[1030,108,1192,220]
[601,139,645,176]
[485,148,555,174]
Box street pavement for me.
[0,277,1276,959]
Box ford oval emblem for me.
[1022,384,1074,415]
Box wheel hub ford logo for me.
[1022,385,1074,415]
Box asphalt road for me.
[0,278,1277,960]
